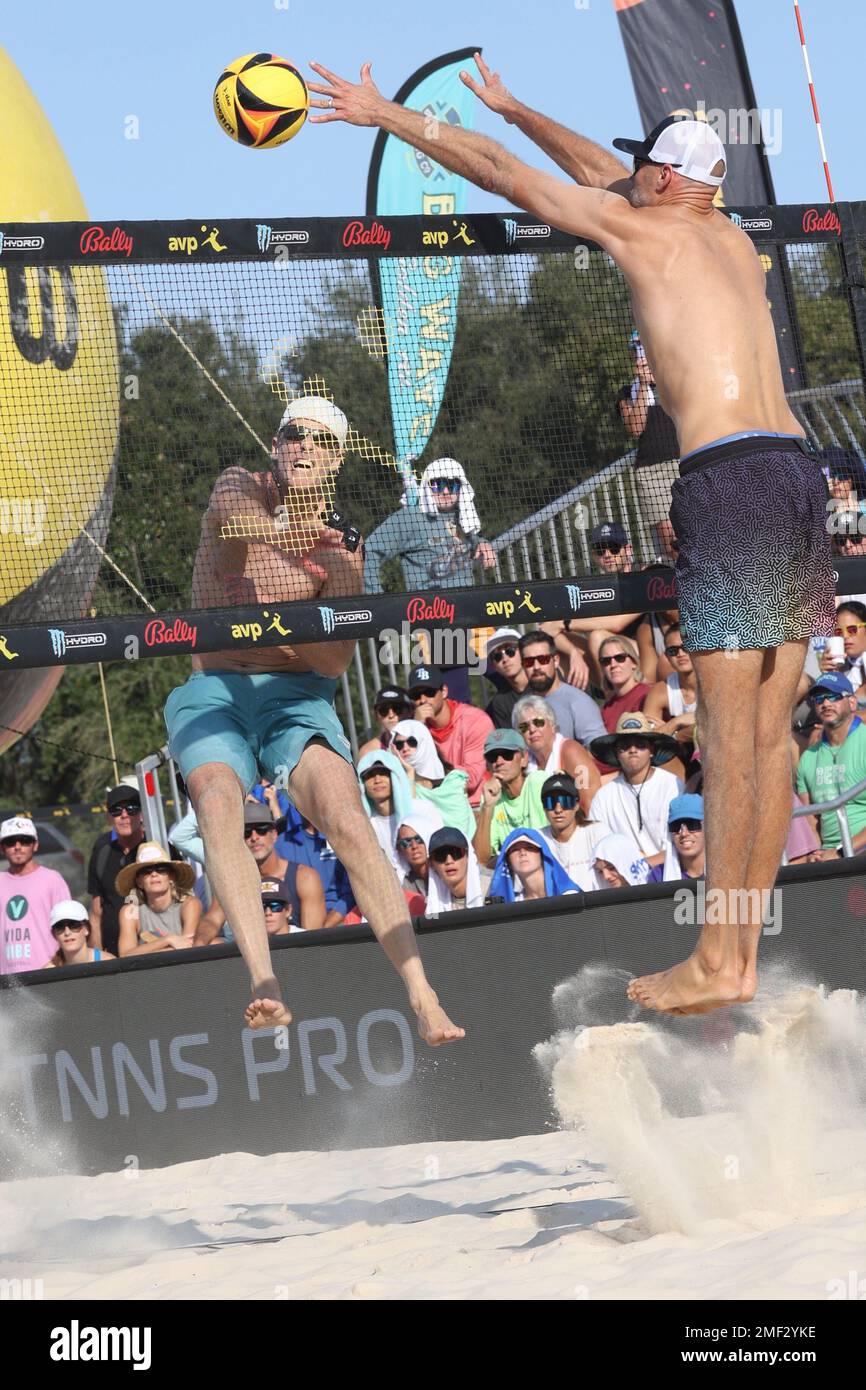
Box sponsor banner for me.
[367,49,479,464]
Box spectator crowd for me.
[3,491,865,976]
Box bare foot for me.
[245,995,293,1030]
[668,965,759,1017]
[627,952,744,1015]
[415,996,465,1047]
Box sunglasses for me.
[137,864,171,877]
[518,718,548,733]
[490,645,518,663]
[396,834,425,851]
[484,747,521,763]
[811,691,845,706]
[392,736,419,752]
[664,644,685,658]
[2,836,35,848]
[51,921,87,934]
[262,899,287,913]
[670,818,702,834]
[431,845,467,864]
[409,687,438,701]
[110,803,141,816]
[522,653,554,669]
[542,793,576,810]
[376,702,410,717]
[593,542,622,556]
[429,479,461,493]
[600,652,630,667]
[244,824,274,838]
[835,624,866,636]
[617,737,652,751]
[834,535,863,549]
[278,421,341,455]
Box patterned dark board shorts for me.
[670,435,836,652]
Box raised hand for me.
[459,53,517,122]
[308,61,386,127]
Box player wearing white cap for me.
[165,397,464,1046]
[310,54,835,1016]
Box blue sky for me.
[3,0,861,219]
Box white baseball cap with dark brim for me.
[1,816,37,841]
[614,116,727,188]
[485,628,522,656]
[278,395,348,447]
[49,899,90,929]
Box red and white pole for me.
[793,0,835,201]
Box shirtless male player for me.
[307,55,835,1015]
[164,394,464,1044]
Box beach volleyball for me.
[213,52,308,148]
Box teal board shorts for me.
[164,669,353,797]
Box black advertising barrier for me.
[0,205,851,262]
[1,859,865,1178]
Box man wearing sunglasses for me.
[484,628,529,728]
[87,784,149,957]
[647,794,706,883]
[796,674,866,861]
[167,396,464,1045]
[474,728,549,867]
[408,662,494,808]
[541,523,646,691]
[0,815,71,974]
[538,773,606,890]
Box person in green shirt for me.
[796,673,866,858]
[473,728,549,867]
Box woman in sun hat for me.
[116,842,201,956]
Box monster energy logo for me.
[502,219,550,246]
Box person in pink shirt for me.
[407,663,494,808]
[0,816,71,973]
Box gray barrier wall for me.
[2,862,865,1178]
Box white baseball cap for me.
[1,816,37,841]
[486,628,522,656]
[278,395,348,447]
[49,899,89,929]
[614,116,727,188]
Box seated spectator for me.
[830,602,866,693]
[390,718,476,839]
[426,827,485,913]
[394,807,441,901]
[48,899,115,967]
[0,815,70,974]
[489,828,581,902]
[589,713,684,868]
[116,842,201,956]
[824,445,866,515]
[539,773,607,890]
[343,883,427,926]
[592,833,651,889]
[634,591,682,685]
[276,816,356,927]
[511,694,600,814]
[357,749,443,870]
[830,521,866,605]
[484,628,528,729]
[408,663,494,807]
[647,794,706,882]
[616,328,680,560]
[259,877,302,935]
[474,729,549,867]
[599,634,651,732]
[541,523,645,689]
[87,784,148,956]
[796,673,866,859]
[357,685,414,760]
[518,631,607,748]
[643,623,698,738]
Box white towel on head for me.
[418,458,482,535]
[426,840,485,914]
[593,832,650,889]
[393,719,445,781]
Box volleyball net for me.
[0,205,864,668]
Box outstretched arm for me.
[458,52,631,194]
[309,62,639,254]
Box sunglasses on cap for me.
[490,644,518,663]
[110,801,141,816]
[522,652,554,669]
[542,792,576,811]
[670,818,702,834]
[811,691,845,706]
[593,542,623,556]
[2,835,35,847]
[484,747,521,763]
[392,736,419,752]
[396,834,425,851]
[664,643,685,658]
[518,718,548,733]
[278,421,341,455]
[375,701,409,717]
[835,623,866,636]
[600,651,630,667]
[51,921,88,934]
[430,844,467,864]
[244,823,275,838]
[429,478,461,493]
[262,899,288,913]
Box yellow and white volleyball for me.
[213,53,308,149]
[0,47,118,752]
